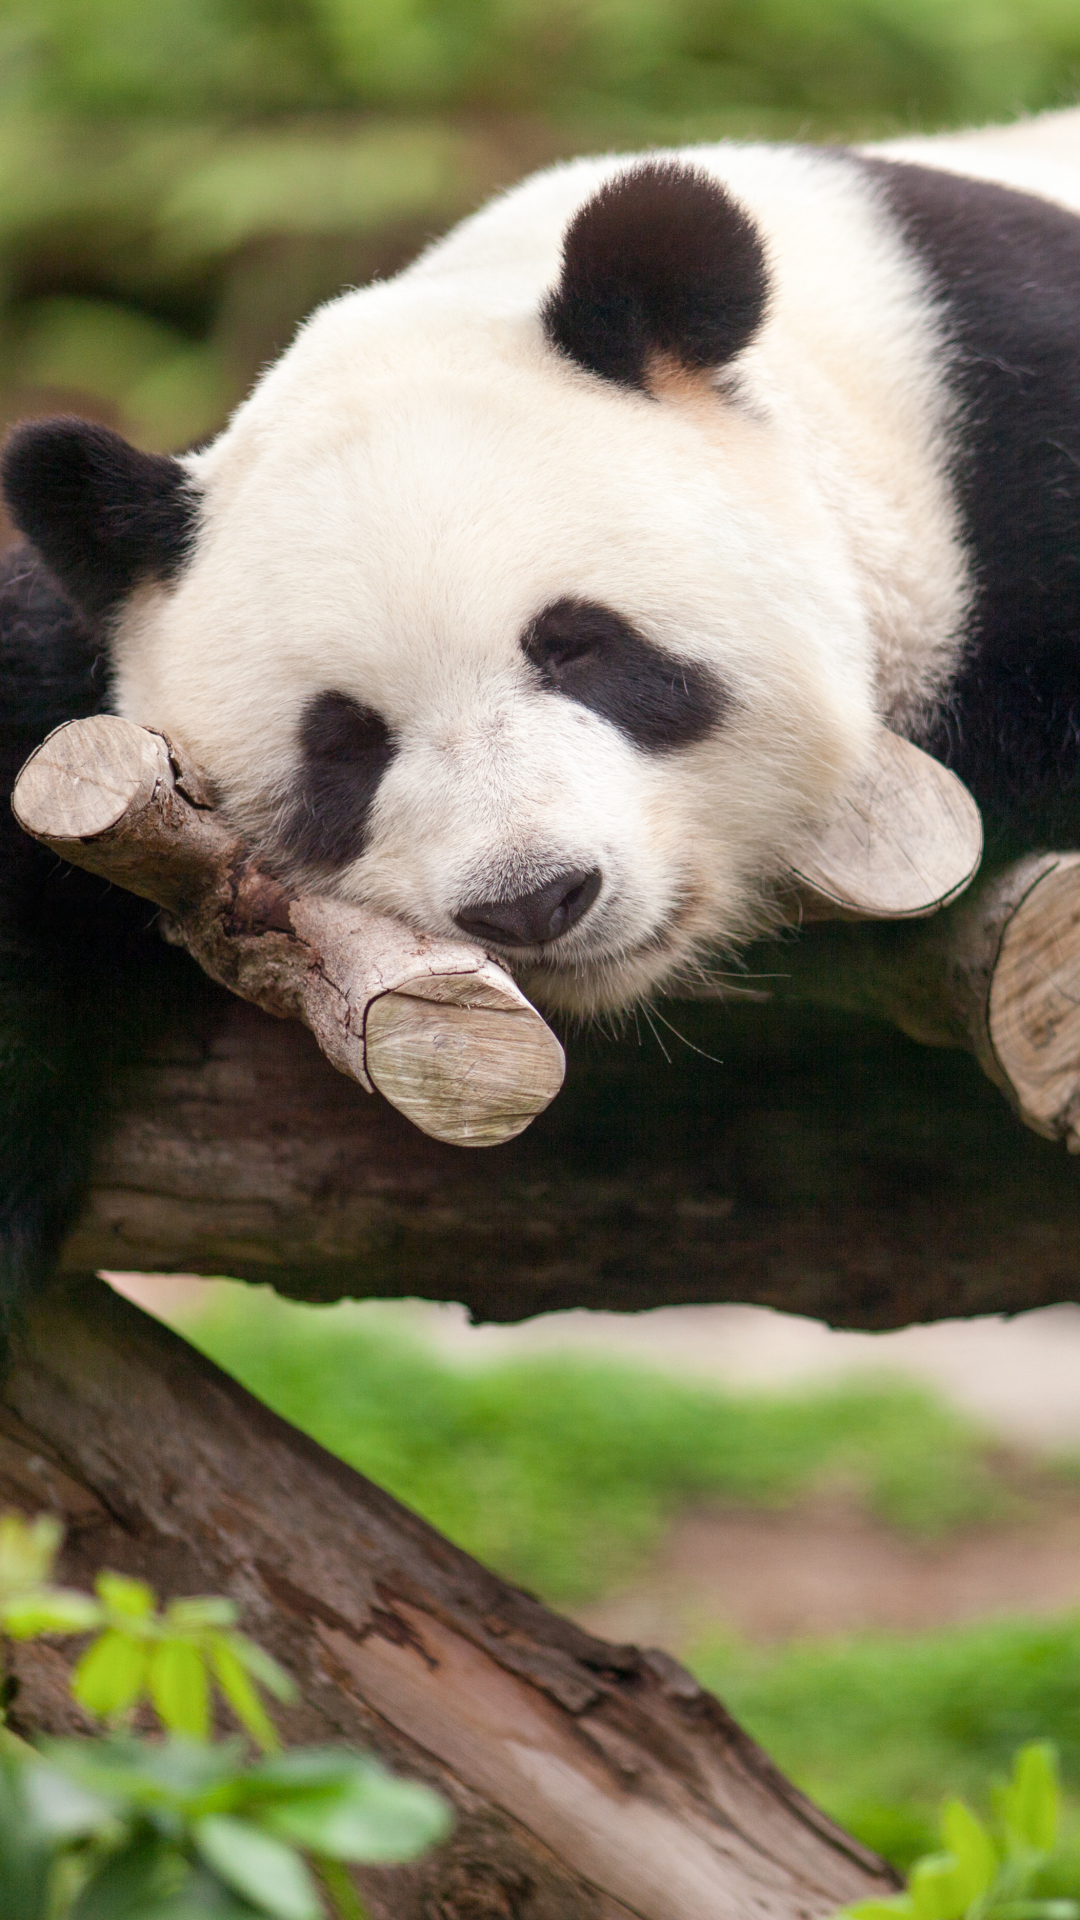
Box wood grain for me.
[986,855,1080,1149]
[784,728,983,920]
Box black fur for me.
[0,544,205,1332]
[522,597,726,751]
[541,162,769,391]
[282,690,397,869]
[858,156,1080,855]
[1,418,199,619]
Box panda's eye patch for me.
[521,596,726,751]
[281,689,397,869]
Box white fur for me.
[108,119,1080,1014]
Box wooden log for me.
[1,1272,898,1920]
[12,716,565,1149]
[10,714,983,1168]
[782,726,983,921]
[758,854,1080,1148]
[52,960,1079,1329]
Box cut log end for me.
[987,853,1080,1148]
[12,715,171,842]
[365,990,566,1144]
[784,728,983,921]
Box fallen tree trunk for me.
[59,951,1080,1329]
[1,1273,897,1920]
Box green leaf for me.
[312,1855,366,1920]
[226,1635,298,1705]
[22,1759,114,1837]
[42,1732,246,1815]
[908,1853,966,1920]
[71,1630,149,1719]
[96,1573,157,1623]
[0,1513,62,1596]
[162,1598,238,1634]
[1002,1745,1060,1855]
[939,1801,997,1905]
[240,1750,350,1798]
[209,1637,281,1753]
[840,1905,913,1919]
[166,1860,265,1918]
[149,1639,211,1740]
[985,1906,1078,1919]
[0,1756,55,1920]
[194,1815,322,1920]
[70,1830,188,1920]
[0,1589,103,1638]
[261,1761,451,1861]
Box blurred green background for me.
[170,1283,1080,1874]
[0,0,1079,455]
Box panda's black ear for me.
[541,161,769,392]
[0,416,199,620]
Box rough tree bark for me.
[2,1275,898,1919]
[57,951,1080,1329]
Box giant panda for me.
[5,109,1080,1322]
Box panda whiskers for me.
[643,1004,728,1066]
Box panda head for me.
[2,161,876,1016]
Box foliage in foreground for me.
[0,1513,449,1920]
[176,1287,1011,1604]
[695,1614,1080,1873]
[841,1743,1079,1920]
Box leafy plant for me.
[841,1744,1080,1920]
[692,1614,1080,1869]
[0,1513,451,1920]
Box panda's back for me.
[858,127,1080,848]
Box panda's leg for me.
[0,544,152,1330]
[0,956,107,1326]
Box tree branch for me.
[12,716,564,1148]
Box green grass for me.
[693,1615,1080,1871]
[167,1285,1080,1879]
[173,1285,1005,1606]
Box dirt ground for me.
[112,1279,1080,1647]
[402,1298,1080,1453]
[572,1483,1080,1651]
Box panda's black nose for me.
[454,867,602,948]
